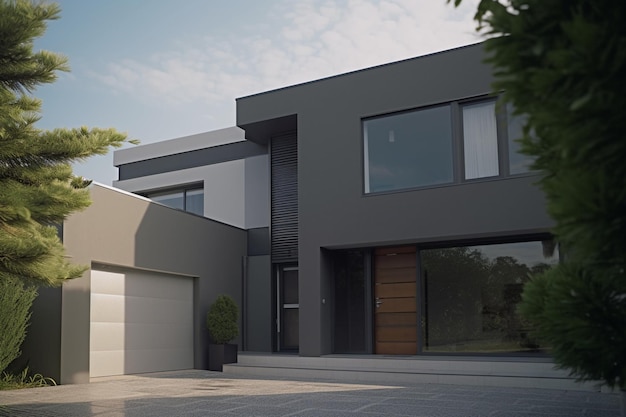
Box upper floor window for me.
[462,101,499,179]
[363,97,533,194]
[146,186,204,216]
[364,105,453,193]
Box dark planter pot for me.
[208,343,238,371]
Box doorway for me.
[277,265,299,351]
[373,246,417,354]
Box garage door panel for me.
[123,348,193,375]
[90,323,125,351]
[90,271,125,295]
[124,272,193,300]
[90,268,194,378]
[124,297,193,324]
[90,294,125,322]
[90,351,125,378]
[125,323,193,350]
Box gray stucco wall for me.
[17,286,62,381]
[237,43,554,356]
[244,255,272,352]
[39,184,247,384]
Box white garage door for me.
[90,268,194,377]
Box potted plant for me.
[206,294,239,371]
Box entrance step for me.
[224,353,600,391]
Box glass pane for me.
[282,308,299,348]
[185,189,204,215]
[150,192,184,210]
[463,101,499,179]
[507,104,534,175]
[364,105,453,193]
[283,269,298,304]
[422,240,558,354]
[333,250,367,353]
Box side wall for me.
[50,184,245,384]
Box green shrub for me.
[520,263,626,389]
[0,367,56,390]
[206,295,238,344]
[0,277,37,373]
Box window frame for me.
[417,234,559,357]
[144,183,204,215]
[362,95,534,196]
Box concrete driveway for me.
[0,370,620,416]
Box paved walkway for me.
[0,370,621,416]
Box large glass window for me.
[422,240,558,354]
[147,186,204,216]
[363,97,539,194]
[364,105,453,193]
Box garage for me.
[90,267,194,378]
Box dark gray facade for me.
[237,43,553,357]
[109,43,555,363]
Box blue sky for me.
[34,0,481,185]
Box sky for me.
[34,0,482,185]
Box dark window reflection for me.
[364,105,453,193]
[422,240,557,353]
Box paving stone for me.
[0,370,620,417]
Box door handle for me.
[375,298,383,308]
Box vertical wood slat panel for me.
[271,134,298,262]
[374,246,418,355]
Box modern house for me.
[19,43,593,389]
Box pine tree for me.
[448,0,626,391]
[0,0,137,287]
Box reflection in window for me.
[422,240,558,354]
[364,105,453,193]
[184,189,204,216]
[507,104,534,175]
[147,187,204,216]
[150,191,184,210]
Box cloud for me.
[91,0,481,119]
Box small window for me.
[147,187,203,215]
[185,189,204,216]
[462,101,499,179]
[150,191,184,210]
[364,105,453,193]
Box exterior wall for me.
[244,155,270,229]
[237,43,554,356]
[115,158,248,228]
[17,286,62,381]
[114,137,269,230]
[50,184,245,384]
[114,126,246,166]
[244,255,272,352]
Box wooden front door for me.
[374,246,417,354]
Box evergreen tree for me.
[0,0,137,287]
[448,0,626,390]
[0,276,37,373]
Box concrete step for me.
[224,353,600,391]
